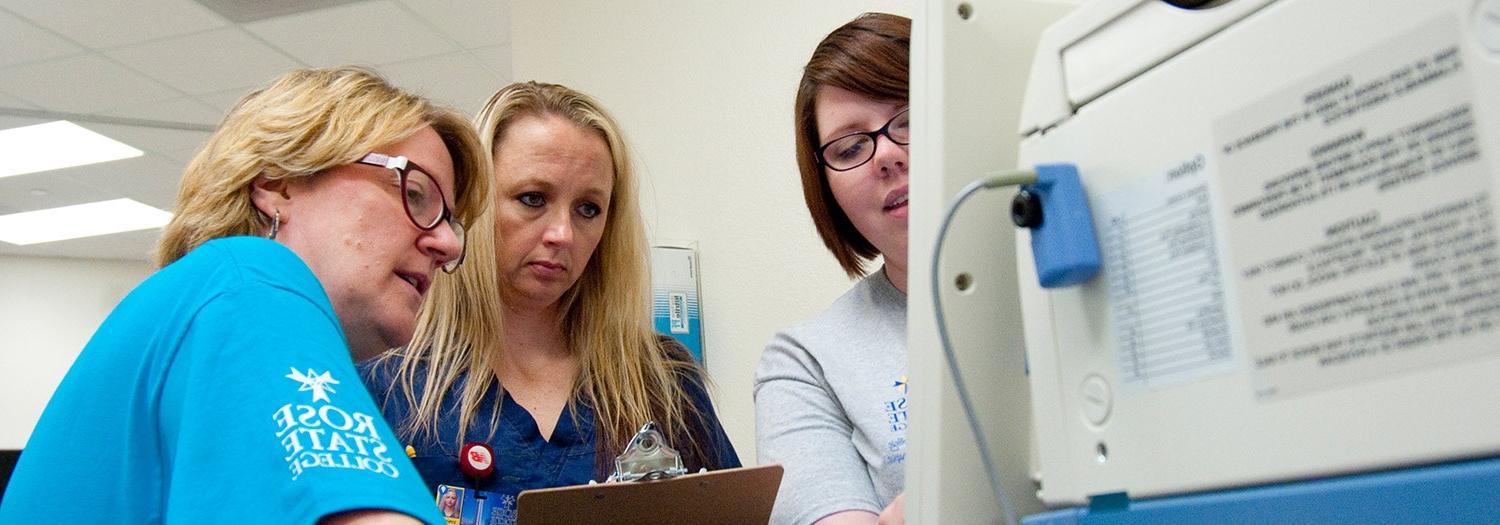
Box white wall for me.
[0,255,152,448]
[511,0,912,463]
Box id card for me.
[435,484,518,525]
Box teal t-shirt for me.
[0,237,443,524]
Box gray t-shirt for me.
[755,269,907,524]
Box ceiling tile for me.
[104,97,225,128]
[245,0,458,67]
[0,0,227,49]
[0,228,162,261]
[0,115,46,130]
[377,53,503,116]
[106,28,303,95]
[85,122,211,161]
[157,145,206,166]
[0,9,84,68]
[0,55,180,114]
[196,86,259,116]
[468,45,512,83]
[0,92,39,111]
[0,170,112,214]
[400,0,510,49]
[0,0,513,262]
[61,153,184,211]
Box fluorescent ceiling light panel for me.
[0,121,144,179]
[0,198,171,245]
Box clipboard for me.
[514,464,783,525]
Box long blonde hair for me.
[154,66,489,267]
[385,81,710,471]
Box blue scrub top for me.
[360,352,740,521]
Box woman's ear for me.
[249,175,291,218]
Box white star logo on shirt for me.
[285,367,339,403]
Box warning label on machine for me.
[1212,15,1499,400]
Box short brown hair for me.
[794,12,910,278]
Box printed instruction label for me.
[1213,16,1500,400]
[1098,153,1238,390]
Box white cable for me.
[930,170,1037,525]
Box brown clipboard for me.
[514,464,783,525]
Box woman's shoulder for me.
[355,352,450,417]
[158,236,325,306]
[356,353,408,388]
[762,270,900,381]
[173,236,303,275]
[655,335,706,385]
[809,271,904,325]
[120,237,329,330]
[653,335,717,402]
[767,273,905,354]
[655,334,696,365]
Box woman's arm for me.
[812,493,906,525]
[321,510,424,525]
[756,331,882,524]
[161,284,441,524]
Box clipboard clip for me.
[608,420,686,482]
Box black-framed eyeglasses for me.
[816,108,910,172]
[356,153,466,273]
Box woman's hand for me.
[877,493,906,525]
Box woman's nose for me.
[873,134,909,177]
[419,220,463,269]
[541,213,574,247]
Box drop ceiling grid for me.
[380,51,505,116]
[0,0,514,260]
[0,4,213,118]
[468,44,514,82]
[395,0,511,50]
[0,8,83,69]
[104,28,307,96]
[243,0,461,68]
[102,97,226,128]
[0,0,228,50]
[0,91,39,111]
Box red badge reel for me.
[460,442,495,480]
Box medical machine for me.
[1005,0,1500,516]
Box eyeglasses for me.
[355,153,466,273]
[816,108,910,172]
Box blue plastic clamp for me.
[1023,163,1102,288]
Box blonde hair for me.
[153,66,490,267]
[384,81,711,471]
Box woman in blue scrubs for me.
[1,66,490,525]
[363,81,739,521]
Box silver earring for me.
[267,209,280,240]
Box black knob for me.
[1162,0,1231,10]
[1011,189,1044,228]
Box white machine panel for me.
[1017,0,1500,505]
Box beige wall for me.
[0,255,151,448]
[511,0,912,463]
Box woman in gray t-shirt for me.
[754,12,913,525]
